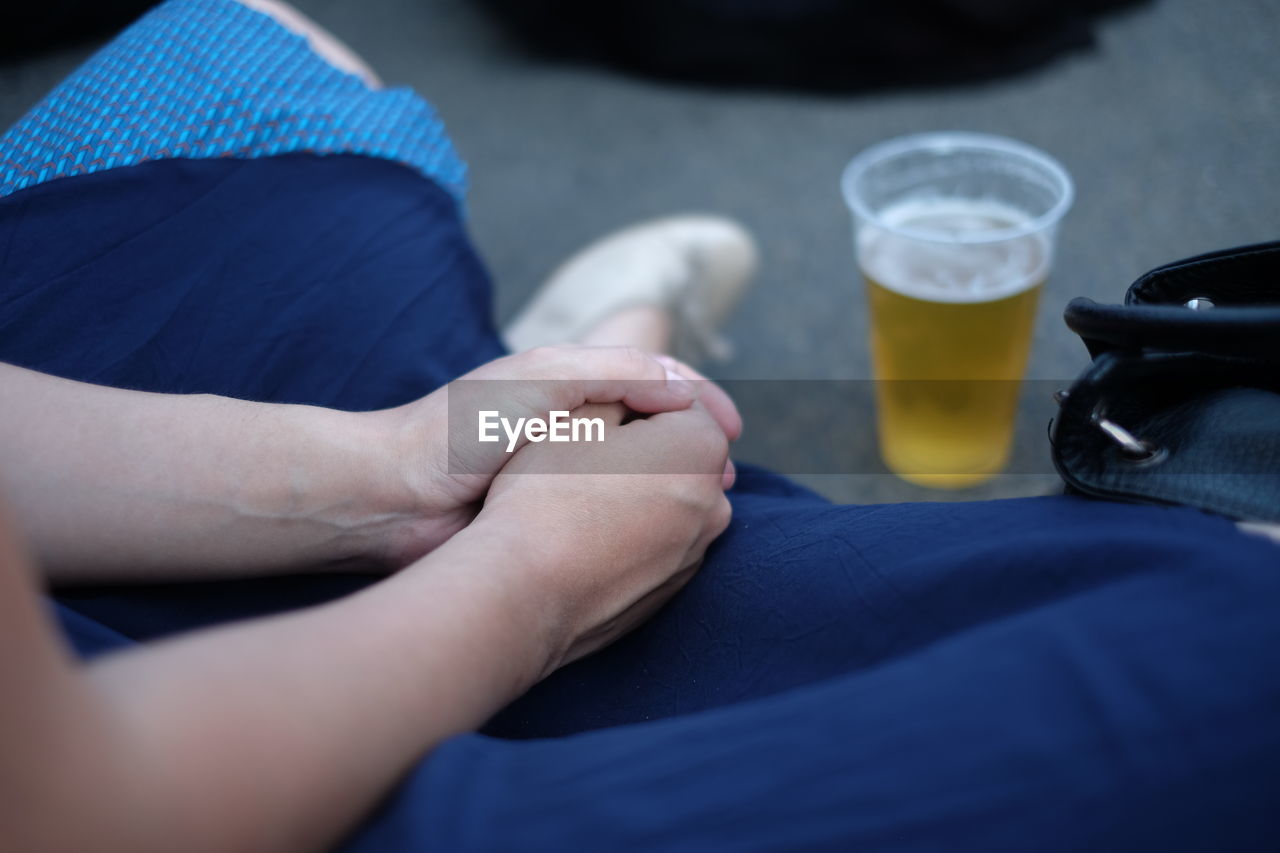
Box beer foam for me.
[858,198,1050,303]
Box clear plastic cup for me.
[841,132,1073,488]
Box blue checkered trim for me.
[0,0,466,201]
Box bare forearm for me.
[0,363,411,583]
[74,522,549,853]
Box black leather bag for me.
[1051,241,1280,522]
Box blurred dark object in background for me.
[476,0,1151,92]
[4,0,157,61]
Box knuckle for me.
[509,346,554,380]
[685,413,730,458]
[647,408,728,473]
[524,344,569,370]
[712,496,733,533]
[616,345,660,379]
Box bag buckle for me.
[1090,407,1165,464]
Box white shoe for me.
[502,215,758,364]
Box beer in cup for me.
[841,133,1073,487]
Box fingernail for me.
[665,368,698,398]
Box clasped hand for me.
[370,345,741,673]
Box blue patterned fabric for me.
[0,0,466,201]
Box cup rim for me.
[840,131,1075,246]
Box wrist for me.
[372,393,486,565]
[258,403,423,571]
[402,515,569,690]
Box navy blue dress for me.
[2,3,1278,851]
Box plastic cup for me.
[841,132,1073,488]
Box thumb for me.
[470,345,700,414]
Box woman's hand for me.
[0,350,738,583]
[370,346,741,568]
[461,398,734,674]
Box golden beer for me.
[859,199,1048,488]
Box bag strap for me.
[1127,240,1280,306]
[1062,240,1280,360]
